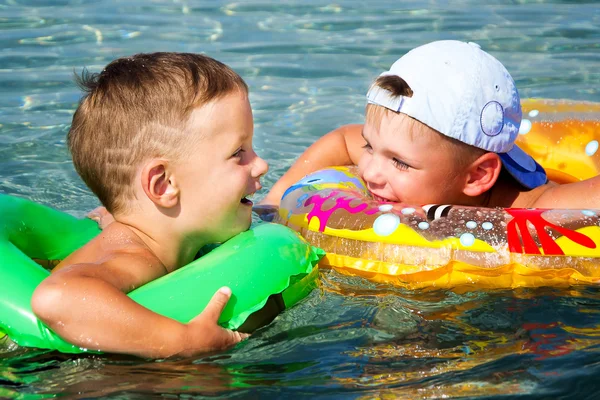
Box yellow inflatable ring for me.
[277,99,600,290]
[519,98,600,181]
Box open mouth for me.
[240,195,254,206]
[371,193,392,203]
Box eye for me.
[362,143,373,153]
[392,158,410,171]
[232,148,245,158]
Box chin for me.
[238,222,251,234]
[235,215,252,233]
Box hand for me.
[87,206,115,229]
[181,287,249,357]
[252,204,279,222]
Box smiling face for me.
[358,107,476,206]
[174,90,268,243]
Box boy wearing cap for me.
[262,40,600,209]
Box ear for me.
[140,159,180,208]
[462,152,502,197]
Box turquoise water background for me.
[2,1,600,398]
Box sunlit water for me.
[2,1,600,398]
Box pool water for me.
[2,1,600,398]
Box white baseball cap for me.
[366,40,547,189]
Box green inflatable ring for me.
[0,194,323,354]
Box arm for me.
[32,255,245,358]
[530,175,600,209]
[261,123,365,206]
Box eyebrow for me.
[237,130,251,144]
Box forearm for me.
[262,124,364,206]
[32,275,188,358]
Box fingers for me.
[87,207,106,222]
[197,287,252,347]
[196,287,232,324]
[230,328,250,345]
[183,287,251,354]
[87,206,115,229]
[252,204,279,222]
[221,328,247,348]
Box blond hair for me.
[68,52,248,214]
[365,75,484,168]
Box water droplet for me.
[585,140,599,156]
[482,222,493,230]
[373,214,400,236]
[466,221,477,229]
[528,109,539,118]
[460,233,475,247]
[519,119,532,135]
[401,207,415,215]
[582,210,596,217]
[378,204,393,212]
[418,221,430,230]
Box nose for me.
[252,152,269,179]
[361,155,386,186]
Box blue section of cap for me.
[499,153,547,189]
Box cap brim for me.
[499,145,547,190]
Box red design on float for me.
[506,209,596,255]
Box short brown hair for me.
[365,75,484,167]
[68,52,248,214]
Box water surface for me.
[1,1,600,398]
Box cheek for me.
[389,170,434,201]
[440,164,465,190]
[387,172,411,195]
[188,170,232,210]
[197,176,222,201]
[357,154,368,172]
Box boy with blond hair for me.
[263,40,600,209]
[32,52,269,358]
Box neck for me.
[457,187,493,208]
[115,210,207,272]
[481,187,493,208]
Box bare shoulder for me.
[509,182,558,208]
[338,123,363,137]
[52,222,167,292]
[530,176,600,209]
[338,124,365,164]
[494,175,600,209]
[489,178,557,209]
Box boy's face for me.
[175,91,268,243]
[358,110,467,206]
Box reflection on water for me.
[4,272,600,398]
[2,0,600,398]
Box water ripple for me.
[2,0,600,398]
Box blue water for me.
[2,1,600,398]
